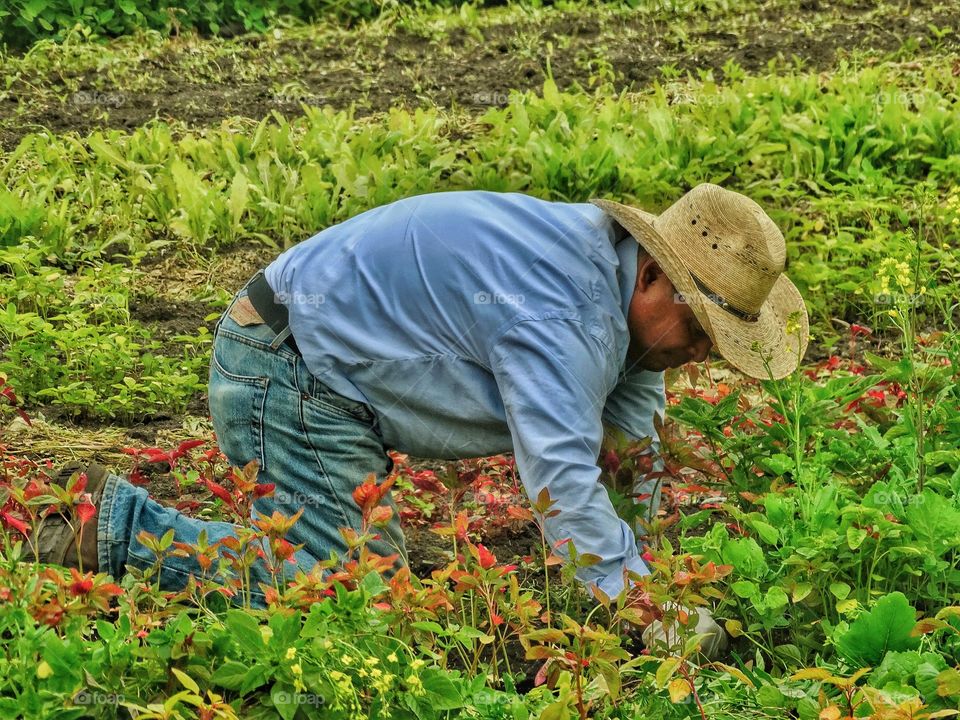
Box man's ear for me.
[635,256,664,292]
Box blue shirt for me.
[265,190,666,598]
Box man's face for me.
[626,250,714,371]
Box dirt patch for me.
[2,0,958,150]
[129,296,216,336]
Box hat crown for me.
[655,184,785,317]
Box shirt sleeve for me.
[602,367,667,526]
[489,317,650,599]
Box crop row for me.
[2,60,959,417]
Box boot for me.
[27,461,109,573]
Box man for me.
[32,183,808,658]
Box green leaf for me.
[411,621,445,634]
[542,77,561,106]
[421,668,463,709]
[226,609,265,655]
[757,454,794,476]
[228,171,249,227]
[749,519,780,545]
[731,580,758,599]
[272,683,298,720]
[172,668,199,694]
[592,658,621,700]
[211,660,248,690]
[269,610,300,648]
[765,586,789,610]
[906,491,960,556]
[721,537,769,580]
[847,526,868,550]
[360,569,388,597]
[656,657,682,687]
[830,582,851,600]
[792,582,813,603]
[539,700,572,720]
[836,592,920,666]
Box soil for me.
[2,0,959,150]
[128,296,217,337]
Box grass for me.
[1,2,960,717]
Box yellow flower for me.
[373,672,395,693]
[406,674,426,696]
[785,311,802,337]
[341,654,354,665]
[291,663,302,677]
[410,659,426,671]
[364,657,379,667]
[329,670,353,693]
[387,653,398,663]
[285,647,297,660]
[37,661,53,679]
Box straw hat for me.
[591,183,809,380]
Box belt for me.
[245,271,300,355]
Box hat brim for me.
[591,198,809,380]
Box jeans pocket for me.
[306,375,375,425]
[208,340,270,472]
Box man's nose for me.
[690,338,713,363]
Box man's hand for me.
[640,602,729,660]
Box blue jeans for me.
[97,277,408,607]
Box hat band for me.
[689,272,761,322]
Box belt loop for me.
[269,326,293,351]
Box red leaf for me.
[68,569,94,596]
[352,474,395,513]
[507,505,534,522]
[141,448,171,464]
[76,496,96,524]
[534,660,550,687]
[176,439,207,454]
[475,543,497,570]
[67,472,88,496]
[205,480,234,505]
[1,511,30,536]
[253,483,275,499]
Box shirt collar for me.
[615,233,638,320]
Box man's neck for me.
[612,221,630,243]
